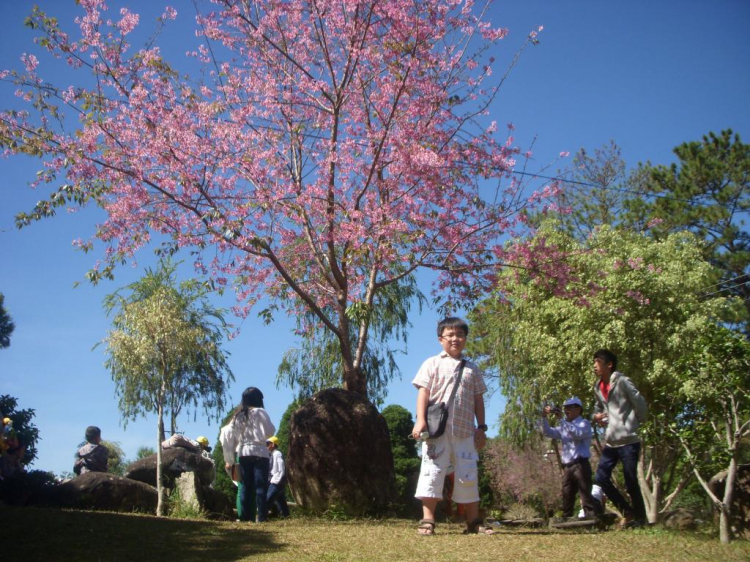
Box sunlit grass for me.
[1,506,747,562]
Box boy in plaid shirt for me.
[411,318,492,536]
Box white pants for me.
[414,433,480,504]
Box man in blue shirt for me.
[542,397,599,519]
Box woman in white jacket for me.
[221,387,276,522]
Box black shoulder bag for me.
[425,359,466,439]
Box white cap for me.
[563,396,583,408]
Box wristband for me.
[476,424,488,431]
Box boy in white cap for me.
[542,397,599,519]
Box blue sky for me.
[1,1,749,477]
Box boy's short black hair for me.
[594,349,618,371]
[85,425,101,443]
[437,317,469,337]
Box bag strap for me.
[446,359,466,410]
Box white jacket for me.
[220,407,276,465]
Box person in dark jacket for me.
[592,349,648,528]
[74,426,109,475]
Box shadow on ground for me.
[0,506,281,562]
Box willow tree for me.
[103,261,233,516]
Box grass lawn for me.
[2,506,748,562]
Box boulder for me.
[125,448,215,488]
[662,508,697,531]
[174,471,204,511]
[709,463,750,540]
[287,388,396,515]
[51,472,157,513]
[202,485,234,519]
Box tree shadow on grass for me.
[0,506,282,562]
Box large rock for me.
[202,485,234,519]
[171,471,234,519]
[51,472,157,513]
[709,463,750,540]
[662,508,697,531]
[125,448,215,488]
[287,388,396,515]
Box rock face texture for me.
[286,388,396,515]
[125,448,216,488]
[709,463,750,540]
[52,472,157,512]
[661,508,696,531]
[173,471,233,519]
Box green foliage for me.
[470,223,741,515]
[102,440,127,476]
[168,485,207,520]
[277,276,424,406]
[552,141,650,239]
[673,327,750,480]
[0,469,57,506]
[629,130,750,329]
[0,394,39,465]
[471,223,738,442]
[276,400,301,457]
[136,446,156,460]
[212,406,239,506]
[381,404,420,514]
[102,258,234,434]
[0,293,15,349]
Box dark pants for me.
[561,457,599,518]
[239,455,270,522]
[267,479,290,518]
[595,441,646,522]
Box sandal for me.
[417,519,436,536]
[464,518,495,535]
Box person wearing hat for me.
[266,436,290,518]
[196,435,213,460]
[73,426,109,475]
[542,397,599,519]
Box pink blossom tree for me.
[3,0,554,398]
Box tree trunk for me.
[638,446,661,523]
[719,456,738,544]
[156,398,166,517]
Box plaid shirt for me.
[412,352,487,439]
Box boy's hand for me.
[593,412,609,426]
[474,428,487,451]
[411,420,427,439]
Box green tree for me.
[672,327,750,543]
[0,294,15,349]
[0,395,39,466]
[275,400,301,459]
[102,260,234,516]
[629,130,750,329]
[103,440,127,476]
[136,446,156,460]
[470,223,742,523]
[277,277,424,407]
[553,141,650,239]
[212,407,239,507]
[381,404,420,513]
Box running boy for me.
[592,349,648,528]
[411,317,491,536]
